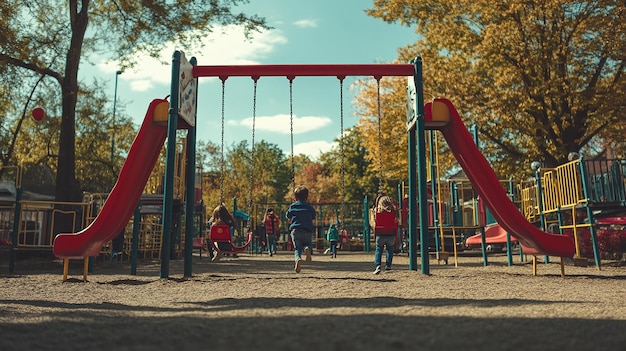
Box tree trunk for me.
[54,0,89,204]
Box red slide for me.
[465,223,518,249]
[427,98,575,257]
[53,98,169,258]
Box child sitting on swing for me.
[209,203,237,262]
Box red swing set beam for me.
[193,64,415,79]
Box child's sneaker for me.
[294,259,302,273]
[385,266,392,271]
[373,266,381,275]
[304,247,312,262]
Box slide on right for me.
[427,98,575,257]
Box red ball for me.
[32,107,45,121]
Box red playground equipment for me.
[209,224,253,257]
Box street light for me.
[110,70,122,162]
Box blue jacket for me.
[286,200,316,231]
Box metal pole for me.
[413,57,429,274]
[183,94,197,277]
[110,70,122,163]
[160,52,181,278]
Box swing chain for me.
[219,78,226,204]
[247,78,258,221]
[289,78,295,189]
[376,78,384,194]
[339,78,346,225]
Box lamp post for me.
[110,70,122,162]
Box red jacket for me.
[264,214,280,235]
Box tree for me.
[9,79,137,195]
[353,77,409,193]
[203,140,290,212]
[0,0,269,204]
[367,0,625,176]
[319,127,376,202]
[0,67,47,173]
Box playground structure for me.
[2,53,625,278]
[409,98,626,274]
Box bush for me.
[563,225,626,259]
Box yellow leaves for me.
[368,0,626,174]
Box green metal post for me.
[363,196,370,252]
[429,130,441,253]
[408,127,417,270]
[534,168,549,264]
[183,125,197,277]
[578,157,601,268]
[413,57,430,275]
[472,125,488,266]
[160,50,182,278]
[506,178,514,266]
[183,57,198,278]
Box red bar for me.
[192,64,415,79]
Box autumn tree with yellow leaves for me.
[365,0,625,177]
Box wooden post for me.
[82,257,89,282]
[62,258,69,282]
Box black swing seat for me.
[374,211,398,236]
[209,224,253,254]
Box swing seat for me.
[374,211,398,236]
[210,224,253,254]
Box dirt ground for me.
[1,250,625,351]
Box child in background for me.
[370,194,398,274]
[286,185,316,273]
[326,223,340,259]
[263,208,280,257]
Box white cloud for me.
[129,80,153,92]
[293,140,335,160]
[293,19,317,28]
[228,113,331,134]
[97,25,287,92]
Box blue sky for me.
[90,1,417,159]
